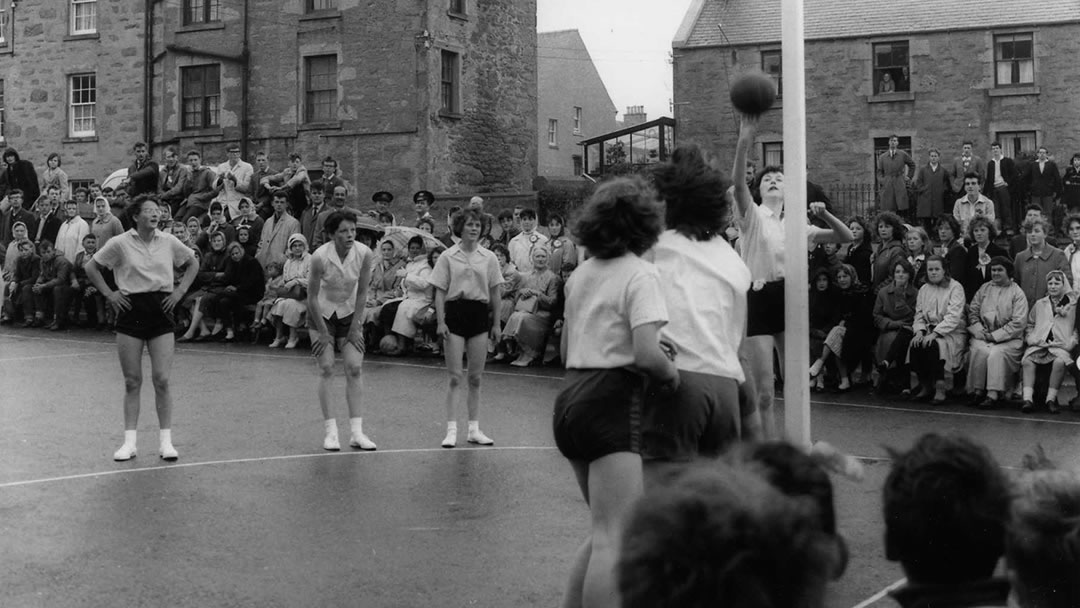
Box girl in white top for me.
[307,209,377,452]
[553,177,678,608]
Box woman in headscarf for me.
[906,254,967,404]
[386,239,439,354]
[1,221,31,323]
[203,241,265,342]
[177,231,232,342]
[1020,269,1077,415]
[269,233,312,348]
[501,245,562,367]
[966,256,1028,409]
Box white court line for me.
[808,398,1080,427]
[850,578,907,608]
[0,350,113,363]
[0,445,559,490]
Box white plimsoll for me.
[349,432,376,451]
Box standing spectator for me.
[877,135,916,216]
[312,185,349,251]
[39,153,70,202]
[546,213,578,272]
[255,191,302,270]
[962,216,1008,303]
[33,195,63,246]
[177,150,217,224]
[1061,153,1080,213]
[411,190,435,227]
[953,172,996,237]
[870,212,907,293]
[907,255,967,404]
[268,233,311,348]
[1020,270,1075,415]
[437,206,462,249]
[1007,467,1080,608]
[508,208,549,273]
[307,209,377,451]
[553,177,677,608]
[1,190,37,254]
[212,144,253,197]
[125,142,160,198]
[85,195,199,461]
[369,191,396,226]
[467,195,494,237]
[1014,216,1069,308]
[873,259,918,392]
[430,208,505,448]
[966,256,1027,409]
[883,433,1011,608]
[932,214,966,280]
[73,187,93,221]
[949,141,985,194]
[1027,146,1062,221]
[317,157,346,197]
[501,246,561,367]
[262,152,311,218]
[90,196,125,250]
[24,240,74,330]
[299,183,327,247]
[983,142,1019,232]
[249,151,275,218]
[913,148,951,229]
[1063,215,1080,288]
[0,149,41,204]
[158,146,191,215]
[55,199,90,263]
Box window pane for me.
[308,0,335,10]
[72,0,97,33]
[207,0,219,21]
[305,56,336,122]
[0,8,7,43]
[0,79,5,141]
[761,50,782,98]
[70,74,96,136]
[440,51,458,113]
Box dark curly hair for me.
[933,214,962,243]
[572,176,662,259]
[874,211,906,243]
[450,208,484,238]
[967,216,998,241]
[652,144,732,241]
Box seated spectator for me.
[810,241,843,279]
[1015,217,1070,309]
[967,256,1028,409]
[618,464,836,608]
[1020,270,1076,415]
[1011,204,1044,257]
[1006,466,1080,608]
[883,433,1010,608]
[186,216,208,254]
[235,225,258,259]
[417,217,436,235]
[931,213,966,280]
[39,152,70,202]
[269,233,311,348]
[507,208,549,273]
[261,152,311,218]
[842,216,873,285]
[501,246,561,367]
[197,202,236,251]
[21,240,74,330]
[170,221,192,248]
[72,233,106,329]
[386,240,439,355]
[0,221,31,323]
[904,225,930,287]
[178,231,232,342]
[873,260,919,392]
[963,216,1008,303]
[808,267,842,392]
[177,150,217,224]
[4,240,39,324]
[230,197,265,244]
[360,240,405,330]
[907,255,967,403]
[833,263,874,391]
[489,243,520,361]
[55,199,90,264]
[212,172,250,221]
[546,213,577,272]
[870,211,907,293]
[252,261,286,337]
[201,241,264,342]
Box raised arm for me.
[731,116,758,221]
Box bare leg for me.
[581,452,643,608]
[443,334,466,422]
[743,335,777,439]
[116,334,146,430]
[341,340,365,419]
[146,333,176,430]
[315,337,337,421]
[464,333,488,421]
[181,297,205,339]
[560,460,591,608]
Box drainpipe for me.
[144,0,153,148]
[240,0,250,158]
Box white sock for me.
[324,419,337,434]
[446,421,457,433]
[159,429,172,446]
[350,417,363,435]
[124,429,137,447]
[468,420,480,433]
[1023,387,1035,401]
[1047,388,1059,402]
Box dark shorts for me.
[642,372,740,462]
[746,279,785,336]
[114,292,175,341]
[308,312,354,339]
[445,299,491,339]
[553,368,645,463]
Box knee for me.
[123,373,142,393]
[319,363,335,378]
[467,372,482,389]
[344,363,363,378]
[151,372,169,393]
[448,371,464,389]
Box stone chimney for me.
[623,105,647,127]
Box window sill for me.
[62,136,99,143]
[867,91,915,104]
[548,144,559,149]
[64,32,100,41]
[0,43,10,55]
[299,10,341,22]
[179,127,224,137]
[988,85,1040,97]
[298,121,342,132]
[176,22,225,34]
[447,10,469,21]
[438,110,463,120]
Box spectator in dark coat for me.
[0,149,41,204]
[0,190,38,253]
[1061,153,1080,214]
[1027,146,1062,219]
[125,142,160,198]
[932,214,966,281]
[914,149,952,228]
[843,216,873,285]
[962,216,1008,303]
[983,142,1019,232]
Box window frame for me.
[181,64,221,131]
[68,73,97,138]
[304,54,338,124]
[0,79,5,143]
[182,0,220,26]
[448,0,466,16]
[0,3,7,45]
[305,0,336,13]
[762,141,784,168]
[70,0,97,35]
[572,106,582,135]
[760,49,782,99]
[548,119,558,147]
[995,130,1037,159]
[994,32,1035,87]
[440,50,461,116]
[871,40,911,95]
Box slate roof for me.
[677,0,1080,48]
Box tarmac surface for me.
[3,328,1080,607]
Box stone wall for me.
[673,24,1080,186]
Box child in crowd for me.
[1020,269,1076,414]
[253,261,286,332]
[904,225,930,287]
[553,176,678,608]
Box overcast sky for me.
[537,0,695,121]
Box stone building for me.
[537,29,619,178]
[673,0,1080,203]
[0,0,538,208]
